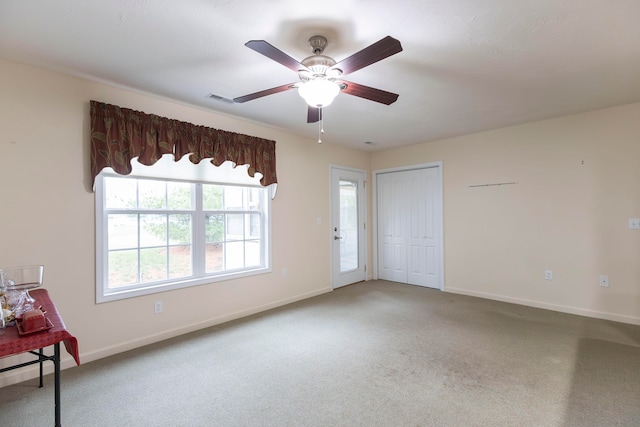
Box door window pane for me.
[340,179,358,272]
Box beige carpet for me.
[1,280,639,426]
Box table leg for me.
[54,342,61,427]
[39,348,44,388]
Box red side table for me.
[0,288,80,426]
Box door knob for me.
[334,236,342,240]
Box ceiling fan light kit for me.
[297,36,342,109]
[232,34,402,142]
[298,78,340,108]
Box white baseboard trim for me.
[444,287,640,326]
[0,287,333,388]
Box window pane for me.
[248,188,261,210]
[169,214,191,245]
[245,240,260,267]
[108,249,138,288]
[108,214,138,250]
[105,177,137,209]
[205,214,224,243]
[167,182,193,210]
[224,186,243,210]
[226,214,243,241]
[139,179,166,209]
[169,245,192,278]
[248,213,260,238]
[140,214,167,248]
[206,243,223,273]
[203,184,223,210]
[225,241,244,269]
[140,247,167,282]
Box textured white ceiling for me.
[1,0,639,150]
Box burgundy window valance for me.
[90,100,277,188]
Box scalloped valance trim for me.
[90,100,277,188]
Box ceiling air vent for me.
[206,93,235,104]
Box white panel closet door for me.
[377,166,441,289]
[377,172,407,282]
[377,173,393,280]
[407,168,440,288]
[407,168,426,286]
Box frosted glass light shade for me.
[298,79,340,107]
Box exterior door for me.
[331,167,366,289]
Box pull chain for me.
[318,107,324,143]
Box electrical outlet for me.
[545,270,553,281]
[599,275,609,288]
[629,218,640,229]
[154,301,163,314]
[282,268,288,278]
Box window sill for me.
[96,267,272,303]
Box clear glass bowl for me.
[0,265,44,291]
[0,265,44,320]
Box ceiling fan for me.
[233,35,403,124]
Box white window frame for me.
[95,160,272,303]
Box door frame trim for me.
[372,161,444,290]
[330,165,368,289]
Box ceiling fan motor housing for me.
[308,35,328,54]
[299,55,340,81]
[298,35,343,82]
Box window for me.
[95,159,272,303]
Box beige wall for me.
[2,56,639,387]
[371,103,640,325]
[0,58,370,385]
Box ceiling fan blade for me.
[332,36,402,75]
[233,83,297,103]
[338,80,399,105]
[307,106,320,123]
[245,40,309,73]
